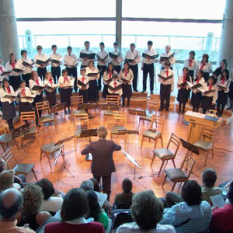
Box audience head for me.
[220,59,227,68]
[0,188,23,221]
[67,46,72,54]
[165,45,171,53]
[189,51,195,59]
[131,190,163,231]
[89,178,100,192]
[0,170,14,192]
[202,168,217,188]
[80,180,94,191]
[51,44,57,53]
[147,40,153,49]
[35,178,55,201]
[22,184,44,218]
[84,41,90,50]
[202,54,209,63]
[37,45,43,52]
[0,159,6,173]
[181,180,202,206]
[227,182,233,205]
[122,178,133,193]
[97,126,108,139]
[86,190,101,221]
[21,50,27,58]
[112,73,118,80]
[61,188,88,222]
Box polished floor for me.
[6,107,233,204]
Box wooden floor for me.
[6,107,233,204]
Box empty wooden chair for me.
[104,95,120,126]
[20,111,37,138]
[71,95,86,116]
[151,133,181,176]
[2,147,37,181]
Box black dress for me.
[201,96,214,110]
[19,102,33,114]
[2,102,16,120]
[60,88,72,106]
[177,88,189,104]
[45,90,56,108]
[217,90,228,105]
[122,84,132,98]
[191,92,202,108]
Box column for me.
[116,0,122,49]
[0,0,20,65]
[218,0,233,70]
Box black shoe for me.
[68,109,71,114]
[141,91,145,93]
[127,104,130,107]
[150,91,153,94]
[64,109,68,115]
[226,107,232,110]
[134,89,138,92]
[55,112,59,115]
[122,104,125,107]
[159,107,164,111]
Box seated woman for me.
[0,170,20,193]
[35,178,63,213]
[86,191,109,231]
[116,190,175,233]
[160,180,212,233]
[18,184,51,231]
[44,188,105,233]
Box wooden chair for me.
[140,114,165,150]
[162,151,196,191]
[110,111,127,142]
[36,101,56,131]
[20,111,37,138]
[71,95,86,117]
[193,126,216,166]
[151,133,181,176]
[104,95,120,126]
[2,147,37,181]
[138,99,159,130]
[37,128,63,170]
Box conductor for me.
[81,126,121,200]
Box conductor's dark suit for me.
[81,138,121,199]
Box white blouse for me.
[108,80,122,96]
[184,58,197,71]
[29,77,43,95]
[50,52,62,67]
[103,70,118,85]
[15,57,33,74]
[79,49,94,67]
[125,49,141,66]
[201,83,218,102]
[109,49,123,66]
[0,85,15,103]
[77,75,89,90]
[6,62,18,76]
[34,53,48,68]
[142,48,157,65]
[63,53,78,68]
[119,69,134,85]
[197,61,212,73]
[160,51,176,68]
[58,75,74,88]
[192,77,205,94]
[16,87,34,103]
[85,67,100,81]
[97,50,109,66]
[159,69,174,90]
[217,75,231,93]
[177,75,192,90]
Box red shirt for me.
[45,222,105,233]
[210,204,233,233]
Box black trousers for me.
[94,174,111,201]
[79,90,88,103]
[160,84,171,110]
[143,64,154,91]
[129,64,138,91]
[97,65,107,90]
[51,66,61,83]
[113,65,121,74]
[66,67,78,92]
[22,73,32,87]
[37,67,47,82]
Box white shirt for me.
[85,67,99,81]
[142,48,157,65]
[201,83,218,102]
[217,75,231,93]
[192,77,205,94]
[34,53,48,68]
[177,75,192,90]
[50,52,62,67]
[15,57,33,74]
[77,75,89,90]
[103,70,118,85]
[97,50,109,66]
[197,61,212,73]
[16,87,34,103]
[0,85,15,103]
[125,49,141,66]
[108,80,122,96]
[6,62,19,76]
[109,49,123,66]
[44,78,57,93]
[29,77,43,95]
[41,196,63,212]
[160,51,176,68]
[116,222,176,233]
[0,65,6,78]
[119,69,134,85]
[184,58,197,71]
[63,53,78,68]
[58,75,74,88]
[159,69,174,90]
[79,49,94,67]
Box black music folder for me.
[142,53,159,59]
[36,58,51,65]
[109,52,120,59]
[32,85,45,91]
[87,72,99,77]
[158,74,173,81]
[51,59,60,64]
[12,68,24,73]
[125,55,137,63]
[178,81,188,87]
[79,53,96,60]
[160,52,175,62]
[22,61,35,67]
[108,84,122,91]
[77,80,89,86]
[97,54,108,61]
[1,70,11,76]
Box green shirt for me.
[98,211,109,230]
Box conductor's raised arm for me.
[113,142,121,151]
[81,144,91,155]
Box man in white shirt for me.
[141,41,156,94]
[109,42,123,74]
[34,45,48,82]
[159,45,175,70]
[97,42,109,91]
[50,45,61,84]
[125,43,141,92]
[79,41,94,68]
[63,46,78,92]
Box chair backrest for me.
[2,147,18,168]
[180,152,196,179]
[71,95,83,110]
[37,128,52,148]
[112,111,126,127]
[150,114,165,133]
[49,105,58,115]
[36,101,50,116]
[200,126,216,143]
[105,218,112,233]
[20,111,36,127]
[56,103,66,112]
[111,209,133,230]
[72,113,89,129]
[167,133,181,158]
[106,95,120,109]
[147,99,159,112]
[115,202,132,209]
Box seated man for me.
[114,178,134,209]
[0,188,35,233]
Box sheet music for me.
[122,150,140,169]
[210,194,225,208]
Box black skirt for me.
[191,92,202,108]
[33,93,43,106]
[60,88,72,106]
[19,102,33,114]
[45,90,56,108]
[88,80,99,102]
[102,84,109,98]
[201,96,214,110]
[79,90,88,103]
[217,90,228,105]
[122,84,132,98]
[2,102,16,120]
[203,72,210,82]
[229,82,233,100]
[177,88,189,104]
[9,75,21,91]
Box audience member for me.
[90,178,101,192]
[44,188,105,233]
[116,190,175,233]
[18,184,51,231]
[35,178,63,213]
[0,170,20,192]
[0,188,35,233]
[160,180,212,233]
[210,182,233,233]
[86,190,109,230]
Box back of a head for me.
[0,188,23,220]
[202,168,217,188]
[228,182,233,205]
[0,170,14,192]
[86,190,101,221]
[97,126,108,139]
[131,190,163,231]
[0,159,6,173]
[182,180,202,206]
[61,188,88,222]
[122,178,133,193]
[80,180,94,191]
[89,178,100,192]
[35,178,55,200]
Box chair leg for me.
[74,137,77,150]
[140,136,144,149]
[31,168,38,181]
[47,153,52,170]
[154,139,158,150]
[162,174,167,187]
[204,151,209,167]
[172,159,176,168]
[158,160,165,176]
[150,154,156,166]
[14,140,20,151]
[1,144,6,152]
[39,150,43,161]
[212,148,214,159]
[138,120,141,130]
[171,182,177,191]
[160,135,164,147]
